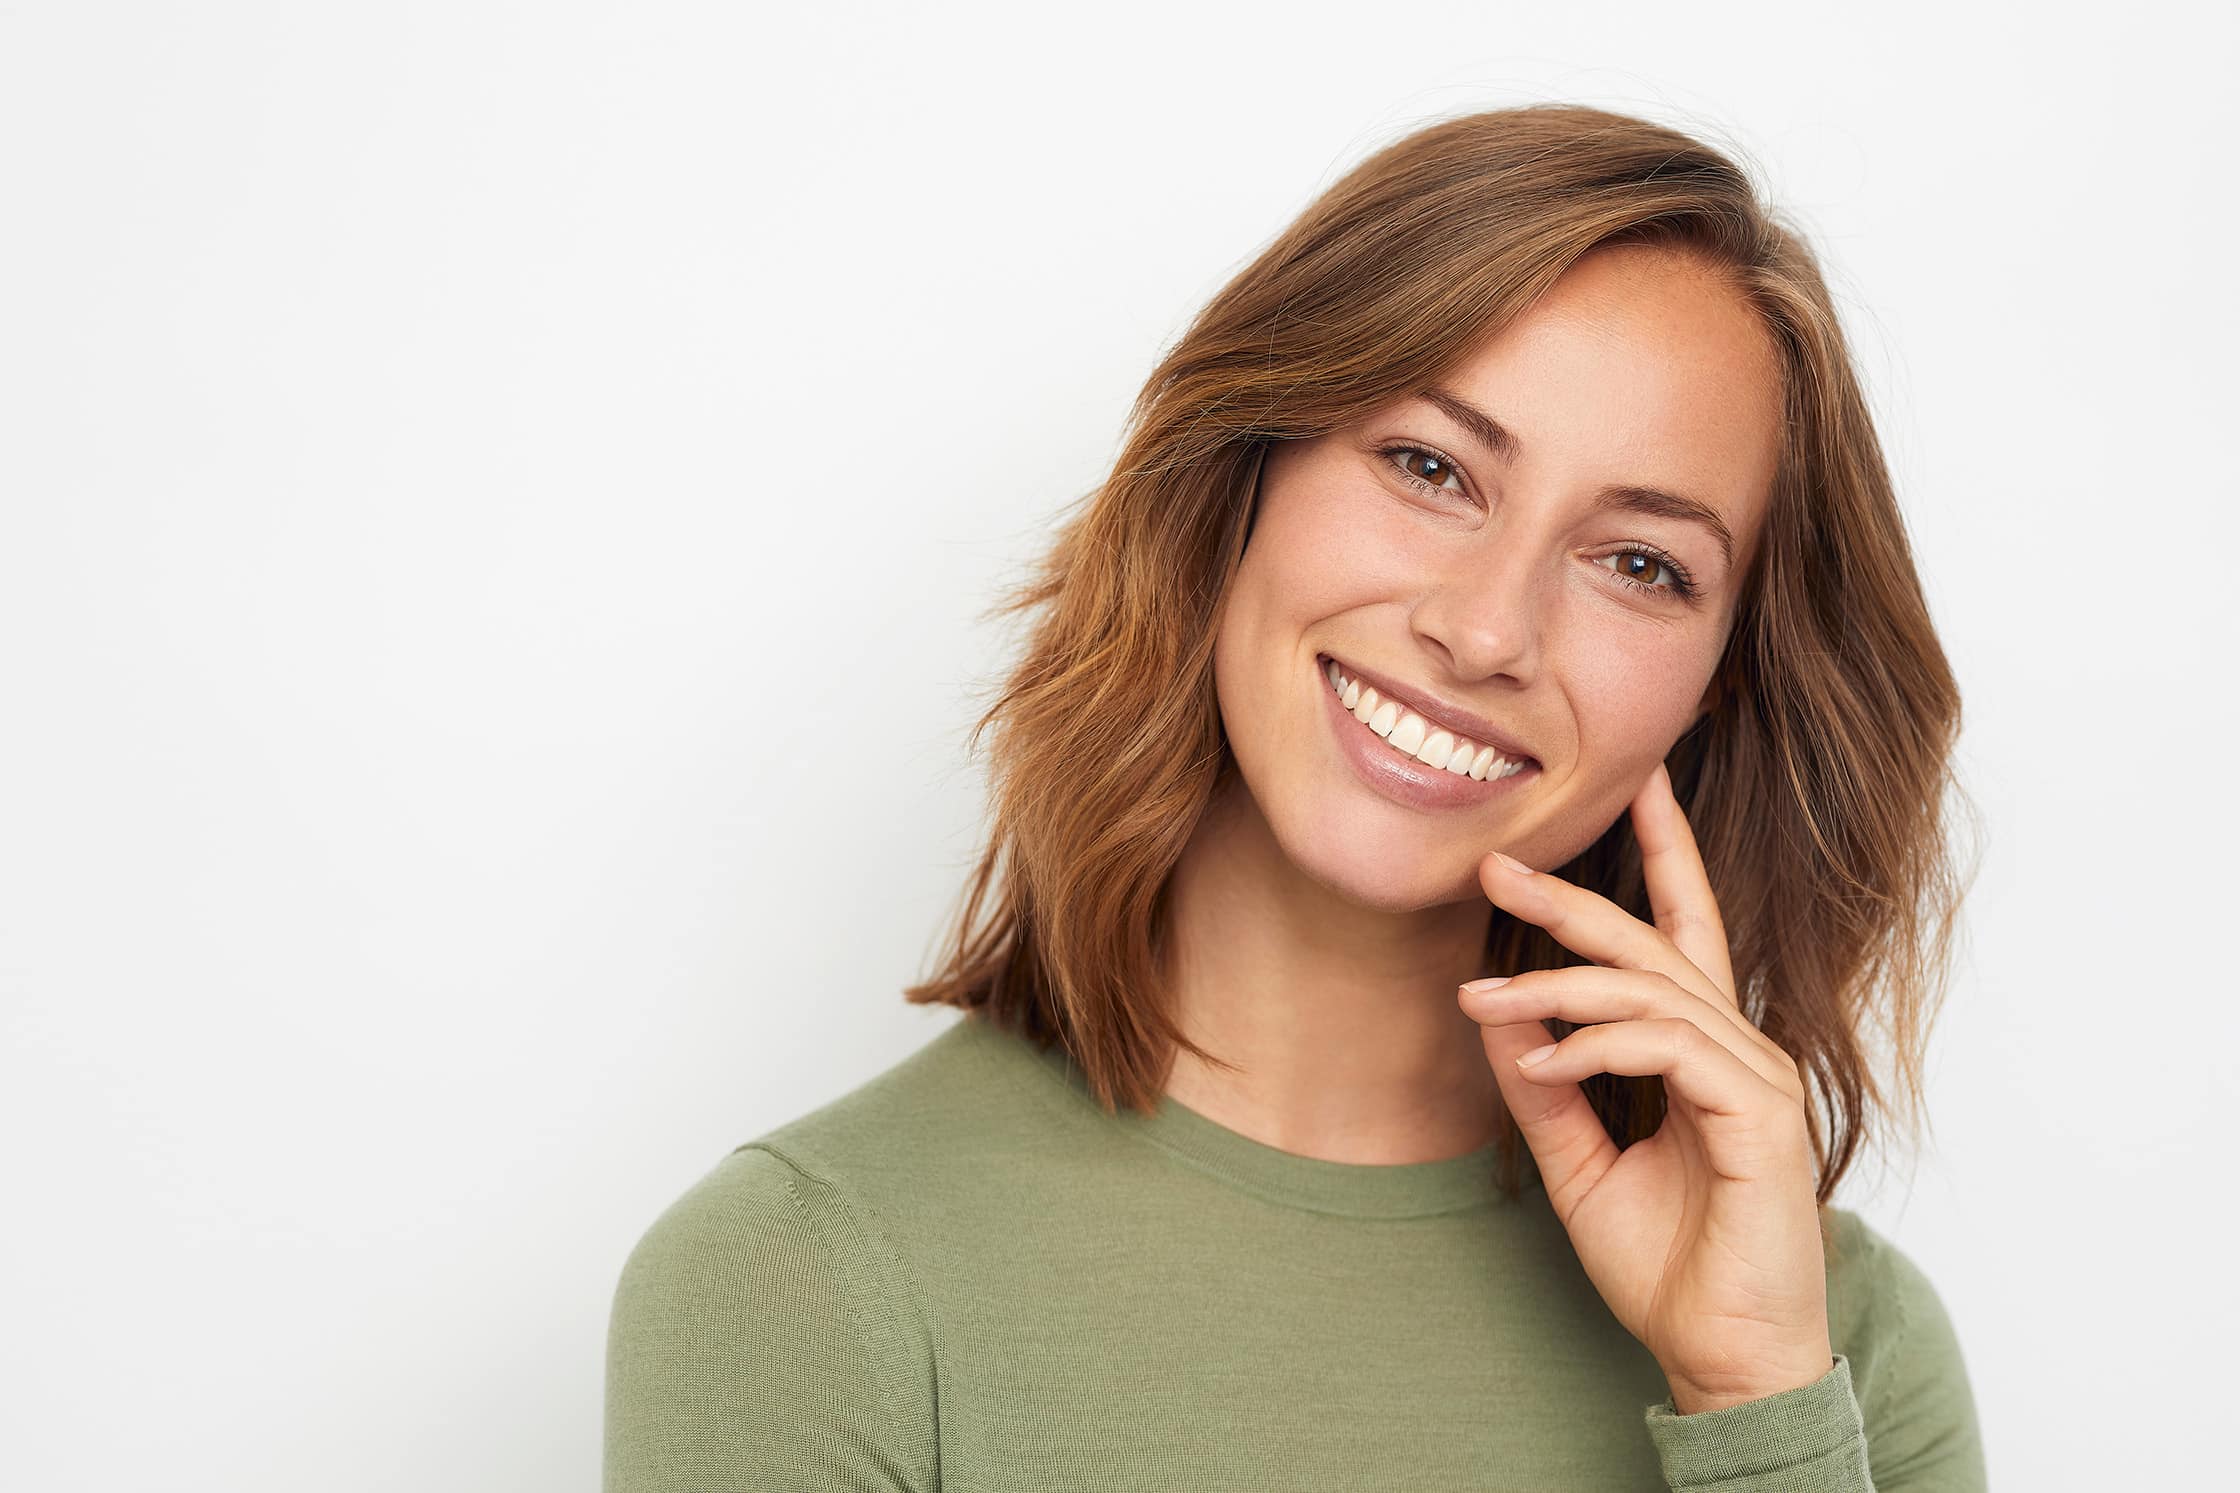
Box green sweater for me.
[605,1012,1986,1490]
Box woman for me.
[605,103,1985,1491]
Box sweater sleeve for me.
[1639,1218,1986,1491]
[602,1144,940,1493]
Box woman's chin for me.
[1278,821,1491,915]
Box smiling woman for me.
[606,103,1985,1491]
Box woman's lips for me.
[1317,653,1538,770]
[1317,652,1538,812]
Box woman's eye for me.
[1386,446,1465,494]
[1596,549,1691,598]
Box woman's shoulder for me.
[604,1117,951,1487]
[1820,1205,1967,1354]
[611,1012,1074,1305]
[603,1014,1075,1488]
[747,1011,1024,1150]
[1819,1205,1988,1487]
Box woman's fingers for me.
[1505,1017,1812,1188]
[1477,760,1792,1071]
[1476,1015,1621,1203]
[1630,760,1738,1002]
[1460,965,1802,1100]
[1478,839,1727,1013]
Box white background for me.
[3,3,2232,1488]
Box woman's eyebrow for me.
[1418,383,1523,462]
[1414,383,1737,571]
[1590,483,1736,571]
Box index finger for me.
[1631,759,1738,1006]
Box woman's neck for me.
[1157,783,1509,1164]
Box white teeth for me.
[1322,658,1529,781]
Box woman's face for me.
[1211,243,1784,911]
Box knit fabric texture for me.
[604,1012,1985,1490]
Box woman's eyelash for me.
[1599,545,1699,601]
[1373,440,1701,602]
[1377,441,1469,496]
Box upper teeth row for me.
[1325,659,1528,781]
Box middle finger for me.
[1460,964,1802,1096]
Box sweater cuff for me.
[1642,1353,1872,1491]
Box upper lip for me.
[1319,653,1539,767]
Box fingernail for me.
[1492,850,1534,876]
[1460,976,1512,996]
[1516,1042,1557,1067]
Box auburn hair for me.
[902,103,1980,1222]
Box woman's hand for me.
[1459,760,1834,1415]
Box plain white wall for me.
[3,2,2232,1487]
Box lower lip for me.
[1317,654,1537,812]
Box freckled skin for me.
[1161,242,1785,1162]
[1212,243,1784,912]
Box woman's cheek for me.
[1564,613,1716,762]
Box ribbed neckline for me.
[965,1014,1525,1219]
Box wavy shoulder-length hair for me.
[903,102,1979,1213]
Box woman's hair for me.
[902,102,1980,1213]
